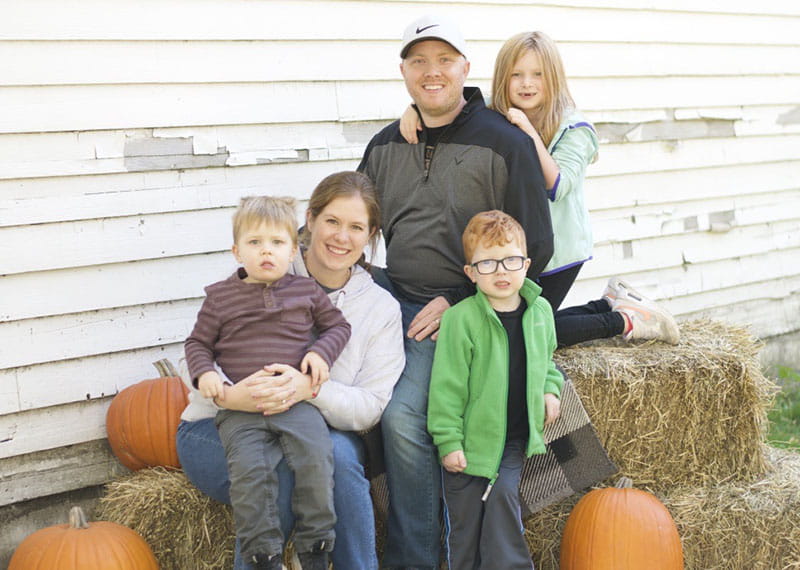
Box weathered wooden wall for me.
[1,0,799,562]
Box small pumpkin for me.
[8,505,158,569]
[560,477,684,570]
[106,358,189,471]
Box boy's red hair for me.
[462,210,527,263]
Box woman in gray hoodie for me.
[176,171,405,570]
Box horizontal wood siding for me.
[1,0,798,507]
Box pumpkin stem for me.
[68,506,91,529]
[153,359,178,378]
[615,476,634,489]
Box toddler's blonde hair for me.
[232,196,298,246]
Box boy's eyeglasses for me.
[470,255,527,275]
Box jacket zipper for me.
[483,311,509,501]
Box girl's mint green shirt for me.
[427,278,564,481]
[542,110,599,275]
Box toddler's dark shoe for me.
[251,552,283,570]
[296,548,329,570]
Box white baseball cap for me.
[400,14,467,59]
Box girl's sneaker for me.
[603,276,656,308]
[614,298,680,345]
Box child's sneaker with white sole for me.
[614,298,680,345]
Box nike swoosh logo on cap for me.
[416,24,439,34]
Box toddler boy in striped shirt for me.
[185,196,350,570]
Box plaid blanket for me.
[519,377,617,515]
[370,376,615,519]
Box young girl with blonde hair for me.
[401,31,679,346]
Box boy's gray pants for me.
[216,403,335,560]
[442,439,534,570]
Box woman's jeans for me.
[176,417,378,570]
[370,266,442,569]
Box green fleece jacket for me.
[427,279,564,482]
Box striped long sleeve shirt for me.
[185,268,351,385]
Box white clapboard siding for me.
[1,300,199,370]
[589,134,800,178]
[591,189,800,244]
[4,1,799,46]
[468,0,800,16]
[680,285,800,337]
[0,123,364,181]
[0,161,360,227]
[673,268,800,314]
[0,399,112,459]
[2,144,793,277]
[0,439,129,506]
[2,345,185,416]
[580,219,798,276]
[587,160,800,211]
[3,76,799,134]
[0,159,362,226]
[3,40,800,87]
[0,83,340,134]
[1,127,794,231]
[568,247,800,308]
[1,254,234,322]
[2,209,250,275]
[2,102,797,183]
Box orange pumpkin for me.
[9,506,158,569]
[560,477,684,569]
[106,359,189,471]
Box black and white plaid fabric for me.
[519,377,617,515]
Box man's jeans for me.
[371,267,442,569]
[177,418,378,569]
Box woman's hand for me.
[215,364,311,415]
[256,363,315,415]
[399,104,422,144]
[407,295,449,342]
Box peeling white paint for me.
[674,107,744,121]
[226,149,303,166]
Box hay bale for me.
[525,493,580,569]
[554,319,777,489]
[97,467,234,570]
[668,447,800,570]
[525,448,800,570]
[98,466,388,568]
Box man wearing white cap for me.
[359,14,553,569]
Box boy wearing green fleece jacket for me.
[428,210,563,569]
